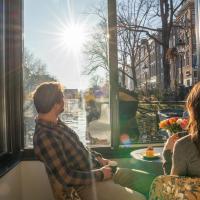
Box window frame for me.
[0,0,24,176]
[0,0,6,156]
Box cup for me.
[108,160,118,174]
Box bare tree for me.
[23,48,56,92]
[23,48,57,111]
[117,0,154,89]
[83,8,109,76]
[83,1,152,90]
[83,0,185,92]
[119,0,185,90]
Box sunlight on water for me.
[61,99,87,144]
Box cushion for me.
[149,175,200,200]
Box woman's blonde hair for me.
[186,82,200,153]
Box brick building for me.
[175,0,198,88]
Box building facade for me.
[135,36,163,96]
[119,0,199,98]
[175,0,198,88]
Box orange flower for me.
[159,117,188,133]
[159,120,167,129]
[169,117,178,124]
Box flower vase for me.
[167,130,173,137]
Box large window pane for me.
[117,0,193,146]
[23,0,110,147]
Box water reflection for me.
[61,99,87,145]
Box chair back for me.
[149,175,200,200]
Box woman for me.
[163,82,200,176]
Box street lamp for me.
[143,65,148,96]
[176,39,185,85]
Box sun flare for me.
[60,23,87,52]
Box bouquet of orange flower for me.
[159,117,188,134]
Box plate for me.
[142,152,160,160]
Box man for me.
[33,82,147,200]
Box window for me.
[194,71,198,78]
[186,79,191,87]
[185,12,188,27]
[23,0,198,150]
[186,51,190,65]
[192,32,196,46]
[24,0,111,148]
[192,54,197,67]
[192,9,195,25]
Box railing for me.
[24,98,186,147]
[135,101,185,144]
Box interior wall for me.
[0,161,54,200]
[20,161,54,200]
[0,164,22,200]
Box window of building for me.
[185,12,188,27]
[192,32,196,46]
[194,71,198,78]
[186,51,190,65]
[192,9,195,25]
[192,54,197,67]
[186,79,190,86]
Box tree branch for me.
[118,68,134,81]
[173,0,185,14]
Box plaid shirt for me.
[33,118,103,188]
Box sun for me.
[60,23,87,52]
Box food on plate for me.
[145,146,155,157]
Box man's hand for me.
[96,156,109,166]
[164,134,179,152]
[101,166,112,180]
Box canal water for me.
[61,99,88,145]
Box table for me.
[130,147,164,175]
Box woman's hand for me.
[164,134,179,152]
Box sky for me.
[24,0,105,89]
